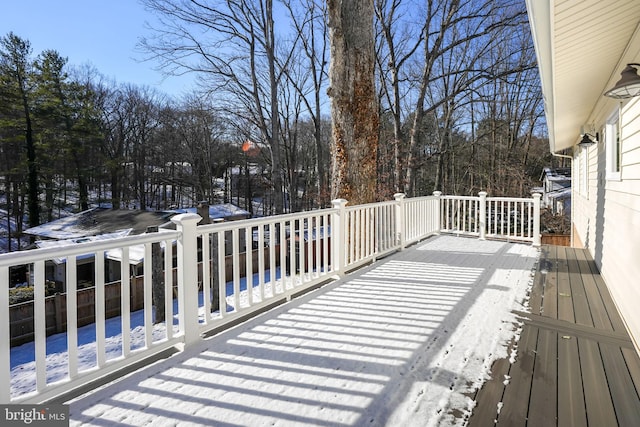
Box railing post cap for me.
[331,198,349,208]
[432,191,442,197]
[478,191,488,197]
[170,212,202,225]
[393,193,406,201]
[532,192,541,199]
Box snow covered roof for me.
[179,203,251,221]
[34,230,133,264]
[24,208,178,240]
[540,167,571,182]
[25,204,250,242]
[105,240,170,266]
[24,204,248,264]
[547,188,572,201]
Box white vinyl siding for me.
[598,98,640,350]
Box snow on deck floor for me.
[68,235,539,427]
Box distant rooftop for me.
[178,204,250,222]
[541,167,571,181]
[24,204,250,240]
[24,208,177,240]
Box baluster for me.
[232,228,240,310]
[163,240,173,339]
[95,251,106,366]
[245,227,253,304]
[66,256,79,377]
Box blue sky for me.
[0,0,195,96]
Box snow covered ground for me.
[28,235,538,426]
[10,269,285,397]
[0,207,21,252]
[10,305,174,396]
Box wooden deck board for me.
[600,343,640,426]
[557,333,587,427]
[580,338,618,426]
[527,328,558,425]
[542,246,559,319]
[575,248,613,331]
[622,346,640,393]
[470,245,640,426]
[581,249,628,333]
[528,247,547,316]
[514,312,632,348]
[467,356,510,426]
[566,248,593,327]
[556,246,573,323]
[495,325,538,427]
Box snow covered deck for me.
[67,236,539,426]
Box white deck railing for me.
[439,192,541,244]
[0,192,539,403]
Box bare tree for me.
[174,95,229,203]
[470,16,546,196]
[375,0,531,195]
[141,0,287,213]
[282,0,331,207]
[374,0,420,194]
[327,0,379,203]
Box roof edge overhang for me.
[526,0,640,155]
[525,0,558,152]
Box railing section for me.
[0,192,539,404]
[0,230,182,404]
[440,192,541,244]
[440,194,482,237]
[194,209,335,336]
[398,194,441,246]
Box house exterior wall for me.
[573,96,640,349]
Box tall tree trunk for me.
[264,0,284,214]
[111,168,121,210]
[327,0,378,204]
[23,96,39,227]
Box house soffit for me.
[530,0,640,152]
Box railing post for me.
[532,193,541,247]
[394,193,406,249]
[478,191,487,240]
[331,199,348,275]
[432,191,442,234]
[171,213,202,346]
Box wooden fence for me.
[8,245,288,347]
[10,278,146,347]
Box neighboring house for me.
[540,167,571,215]
[23,209,178,287]
[22,204,250,288]
[24,208,177,240]
[526,0,640,349]
[179,203,251,222]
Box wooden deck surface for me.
[468,245,640,426]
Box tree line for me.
[0,0,552,252]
